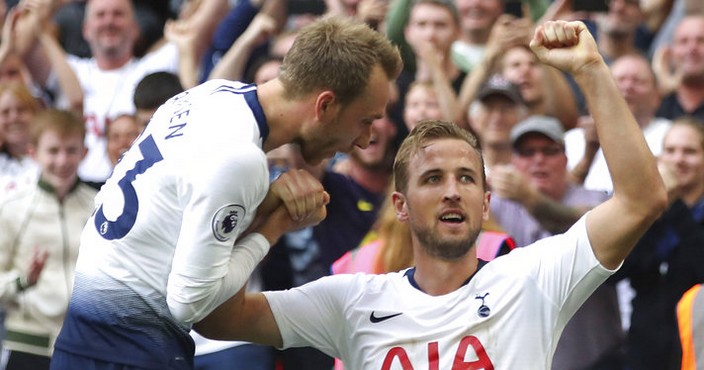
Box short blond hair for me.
[31,109,86,146]
[394,120,485,193]
[279,16,402,105]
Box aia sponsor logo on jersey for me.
[212,204,246,241]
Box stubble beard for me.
[414,223,480,261]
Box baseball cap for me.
[510,115,565,147]
[477,74,523,105]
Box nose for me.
[443,178,461,202]
[55,150,72,167]
[353,125,373,149]
[7,109,20,122]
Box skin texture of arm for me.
[38,32,83,114]
[539,64,578,130]
[207,13,277,82]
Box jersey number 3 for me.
[94,135,164,240]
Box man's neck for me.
[412,251,478,296]
[38,175,79,202]
[677,79,704,112]
[5,141,27,159]
[462,28,491,46]
[682,182,704,208]
[259,79,310,153]
[95,54,133,71]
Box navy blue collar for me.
[404,259,488,293]
[210,83,269,142]
[242,86,268,141]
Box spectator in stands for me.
[132,71,184,130]
[105,113,140,167]
[468,74,527,172]
[0,109,96,370]
[655,15,704,122]
[0,82,42,194]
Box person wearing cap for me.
[490,115,608,247]
[468,74,528,171]
[490,115,624,369]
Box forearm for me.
[193,287,282,346]
[541,66,578,130]
[176,49,200,89]
[641,0,674,32]
[166,233,270,324]
[569,142,599,184]
[457,55,496,127]
[39,32,82,114]
[574,64,662,206]
[429,68,461,124]
[384,0,415,72]
[184,0,230,58]
[522,192,587,233]
[208,33,260,81]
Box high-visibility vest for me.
[678,284,704,370]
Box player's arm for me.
[245,169,330,244]
[191,186,331,346]
[167,146,327,324]
[193,287,283,347]
[530,21,667,270]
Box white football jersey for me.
[55,80,270,368]
[265,216,615,370]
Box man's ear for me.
[315,91,337,121]
[392,191,409,221]
[482,191,491,221]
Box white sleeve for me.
[263,274,356,357]
[501,214,617,318]
[166,142,270,324]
